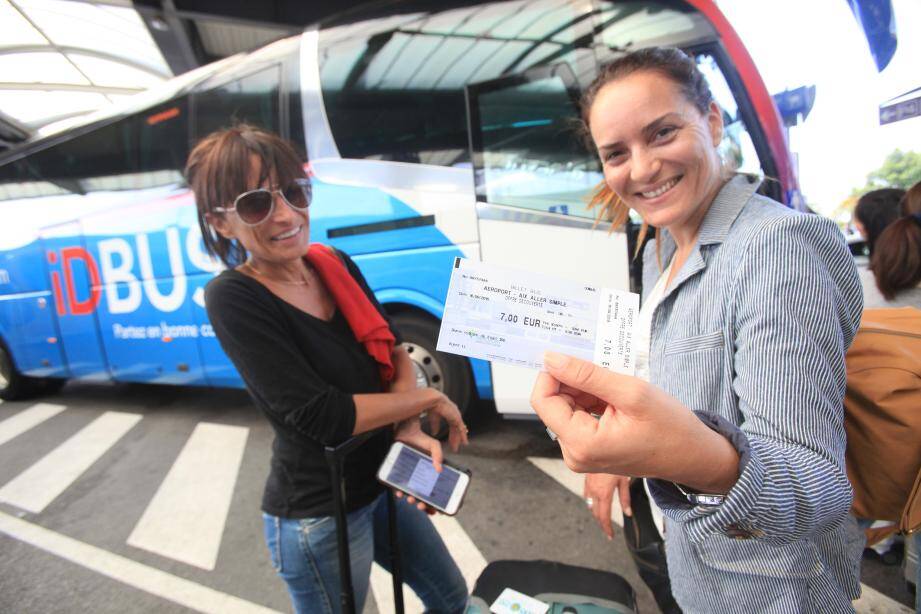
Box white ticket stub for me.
[490,587,549,614]
[436,258,638,373]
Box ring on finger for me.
[585,497,594,509]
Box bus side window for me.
[193,66,281,140]
[693,53,761,177]
[591,2,764,180]
[468,66,601,219]
[136,99,189,187]
[318,0,594,167]
[26,118,135,194]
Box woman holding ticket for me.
[189,126,468,613]
[530,48,863,613]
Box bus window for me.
[136,99,189,188]
[468,63,601,219]
[193,65,281,139]
[318,0,595,166]
[25,118,135,194]
[0,158,67,201]
[694,53,760,176]
[591,2,767,182]
[21,103,189,195]
[593,1,710,52]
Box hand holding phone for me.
[377,442,471,515]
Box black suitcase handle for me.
[325,432,405,614]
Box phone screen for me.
[384,445,463,510]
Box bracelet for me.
[673,482,725,507]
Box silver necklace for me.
[243,261,311,286]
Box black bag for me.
[622,479,682,613]
[467,560,637,613]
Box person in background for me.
[852,187,905,258]
[846,180,921,612]
[187,125,468,614]
[530,47,863,613]
[864,181,921,309]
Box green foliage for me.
[852,149,921,196]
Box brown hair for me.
[579,47,715,258]
[185,124,308,267]
[870,181,921,300]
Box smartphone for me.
[377,442,471,515]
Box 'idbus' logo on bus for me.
[45,228,220,317]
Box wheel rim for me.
[402,342,444,392]
[0,346,11,391]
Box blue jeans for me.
[262,493,468,614]
[914,531,920,614]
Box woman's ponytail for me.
[870,182,921,300]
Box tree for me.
[836,149,921,222]
[853,149,921,195]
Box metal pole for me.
[387,490,405,614]
[326,447,356,614]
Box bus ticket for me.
[436,258,638,374]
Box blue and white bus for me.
[0,0,797,417]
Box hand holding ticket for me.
[436,259,639,374]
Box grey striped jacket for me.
[643,175,865,613]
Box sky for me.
[718,0,921,216]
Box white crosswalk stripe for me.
[528,456,623,527]
[127,422,249,570]
[0,411,141,513]
[0,510,282,614]
[370,562,424,614]
[0,402,67,447]
[369,514,488,614]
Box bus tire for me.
[392,312,473,421]
[0,340,44,401]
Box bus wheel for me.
[0,340,37,401]
[392,313,473,423]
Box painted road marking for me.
[370,562,424,613]
[0,411,141,513]
[528,456,623,526]
[430,514,488,588]
[854,581,913,613]
[128,422,249,570]
[370,513,488,614]
[0,510,280,614]
[0,403,67,447]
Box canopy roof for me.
[0,0,171,134]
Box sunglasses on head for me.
[213,178,312,226]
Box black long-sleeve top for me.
[204,252,399,517]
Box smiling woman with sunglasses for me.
[187,125,469,614]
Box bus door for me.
[39,221,109,381]
[0,233,67,379]
[464,63,631,416]
[81,195,207,385]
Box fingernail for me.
[625,508,632,517]
[543,351,567,369]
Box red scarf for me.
[305,244,395,385]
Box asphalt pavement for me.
[0,383,913,613]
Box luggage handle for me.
[325,432,405,614]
